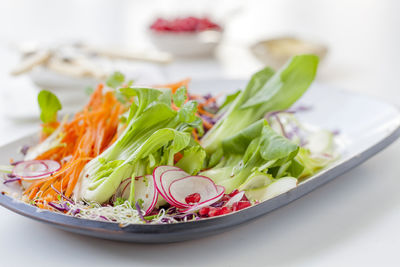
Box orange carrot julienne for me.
[155,78,191,93]
[23,84,125,209]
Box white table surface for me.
[1,1,400,266]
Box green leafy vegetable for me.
[201,55,319,156]
[37,90,62,123]
[106,71,125,89]
[75,87,204,204]
[178,100,198,123]
[201,120,300,193]
[219,90,241,110]
[173,86,187,108]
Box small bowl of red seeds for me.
[148,16,223,57]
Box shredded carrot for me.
[155,78,191,93]
[198,107,215,118]
[23,84,125,208]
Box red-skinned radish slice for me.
[115,175,158,216]
[153,166,188,208]
[134,175,158,215]
[12,160,61,180]
[168,175,219,207]
[160,170,194,207]
[224,191,245,207]
[179,185,225,213]
[152,166,180,202]
[153,166,226,212]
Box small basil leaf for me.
[37,90,62,123]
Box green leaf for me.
[173,86,187,108]
[37,90,62,123]
[242,55,319,109]
[202,55,318,155]
[178,100,198,123]
[219,90,241,110]
[176,145,206,175]
[222,120,266,155]
[259,126,299,162]
[106,71,125,89]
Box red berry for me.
[185,193,201,204]
[199,207,210,217]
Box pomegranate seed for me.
[221,195,231,202]
[220,206,232,215]
[185,193,201,204]
[232,201,251,211]
[229,189,239,197]
[199,207,210,217]
[150,17,221,32]
[208,207,222,217]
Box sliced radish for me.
[180,185,225,213]
[152,165,180,202]
[12,160,60,180]
[168,175,219,207]
[134,175,158,215]
[158,168,189,207]
[115,175,158,216]
[225,191,245,207]
[153,166,226,212]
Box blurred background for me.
[1,1,400,266]
[1,0,399,142]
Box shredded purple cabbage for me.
[48,202,70,212]
[210,200,225,208]
[99,215,109,221]
[135,201,150,223]
[20,145,30,156]
[50,184,74,204]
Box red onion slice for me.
[12,160,61,180]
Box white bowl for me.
[251,37,328,69]
[29,67,99,113]
[148,30,222,57]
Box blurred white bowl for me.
[148,30,222,57]
[29,67,99,113]
[251,37,328,69]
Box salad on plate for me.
[0,54,338,225]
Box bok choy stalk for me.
[74,87,204,204]
[201,55,319,159]
[201,120,302,193]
